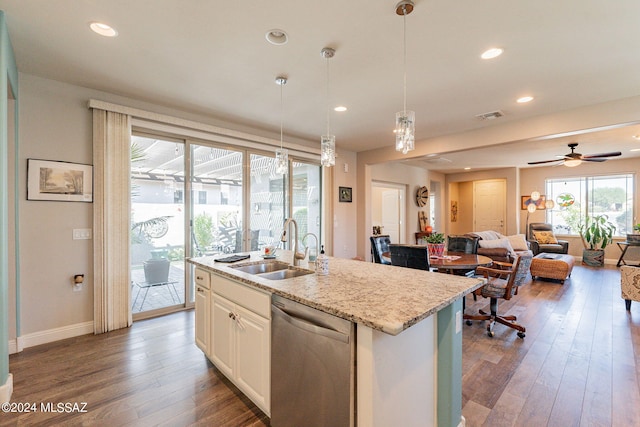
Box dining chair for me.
[464,253,532,338]
[389,244,430,271]
[370,235,392,264]
[445,235,480,277]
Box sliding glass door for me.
[130,133,321,318]
[130,135,186,316]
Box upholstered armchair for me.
[527,223,569,256]
[370,235,391,264]
[621,265,640,310]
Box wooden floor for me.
[2,312,268,427]
[462,263,640,427]
[2,263,639,426]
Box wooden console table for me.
[616,241,640,267]
[414,231,432,244]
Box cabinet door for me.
[210,294,235,378]
[194,286,210,354]
[235,305,271,415]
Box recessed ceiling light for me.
[265,29,288,45]
[517,96,534,103]
[89,22,118,37]
[633,135,640,140]
[631,148,640,152]
[334,106,347,112]
[481,47,503,59]
[464,167,471,170]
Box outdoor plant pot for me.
[582,249,604,267]
[143,258,170,284]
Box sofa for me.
[466,231,533,263]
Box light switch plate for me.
[73,229,92,240]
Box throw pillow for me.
[478,237,516,257]
[533,230,558,244]
[506,234,529,251]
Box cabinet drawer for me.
[212,274,270,319]
[195,268,210,290]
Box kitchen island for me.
[189,251,484,427]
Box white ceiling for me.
[2,0,640,172]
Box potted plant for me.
[425,232,445,258]
[627,223,640,244]
[578,214,616,267]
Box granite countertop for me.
[189,251,485,336]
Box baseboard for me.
[14,321,94,350]
[0,373,13,403]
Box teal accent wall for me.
[437,298,463,427]
[1,9,19,389]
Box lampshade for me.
[545,200,555,209]
[395,111,415,154]
[530,191,541,201]
[564,159,582,167]
[527,203,537,213]
[321,135,335,167]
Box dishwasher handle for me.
[272,304,350,344]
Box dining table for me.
[429,252,493,274]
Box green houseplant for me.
[425,232,445,257]
[578,214,616,267]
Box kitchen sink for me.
[259,268,315,280]
[230,261,290,275]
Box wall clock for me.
[415,186,429,207]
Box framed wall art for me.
[521,195,546,210]
[339,186,352,203]
[27,159,93,202]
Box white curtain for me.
[92,109,132,333]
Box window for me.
[546,174,634,236]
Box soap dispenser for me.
[316,245,329,276]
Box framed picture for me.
[521,195,546,210]
[27,159,93,202]
[339,186,352,203]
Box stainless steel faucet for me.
[280,218,307,266]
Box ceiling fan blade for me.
[582,151,622,159]
[583,158,607,162]
[527,159,563,165]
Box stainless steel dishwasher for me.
[271,294,355,427]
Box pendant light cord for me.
[279,81,284,149]
[326,56,330,136]
[402,8,407,115]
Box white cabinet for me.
[210,274,271,416]
[194,268,211,354]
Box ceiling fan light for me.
[564,159,582,167]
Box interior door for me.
[473,179,506,233]
[381,189,401,243]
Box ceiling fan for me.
[527,143,621,167]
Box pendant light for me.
[275,76,288,175]
[394,0,415,154]
[320,47,336,167]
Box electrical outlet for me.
[456,310,462,334]
[73,229,92,240]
